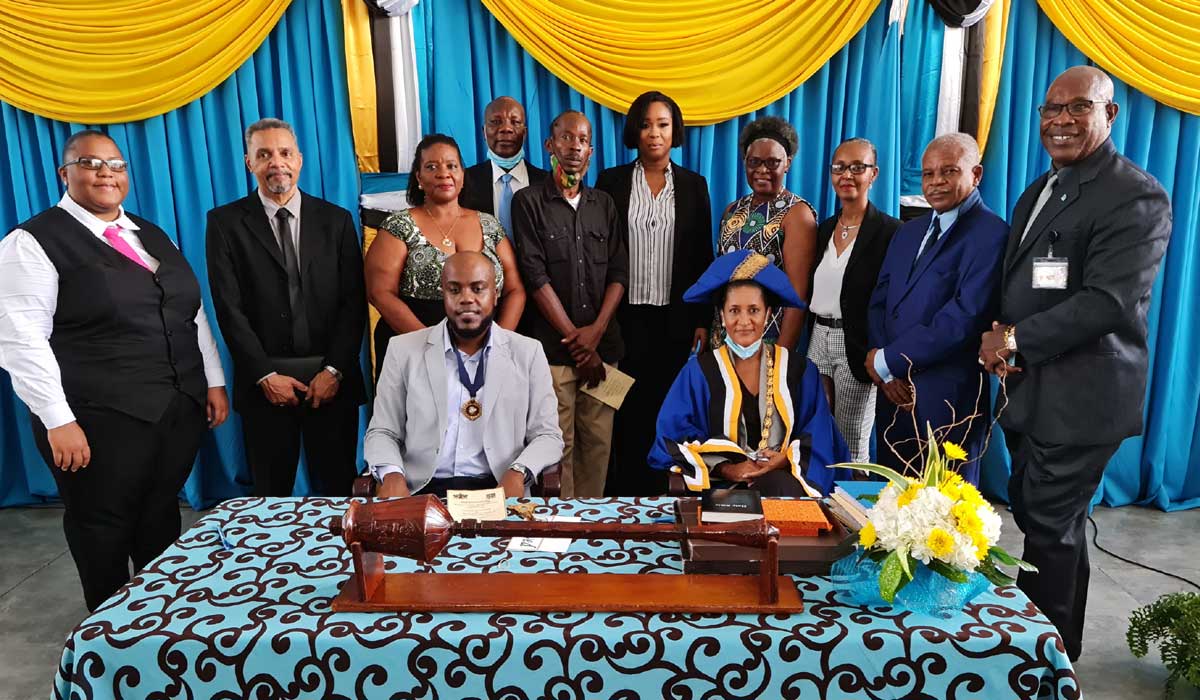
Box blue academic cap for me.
[683,250,806,309]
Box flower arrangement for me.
[844,425,1036,604]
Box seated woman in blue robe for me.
[649,250,851,497]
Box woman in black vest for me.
[0,131,228,611]
[805,138,900,462]
[595,91,713,495]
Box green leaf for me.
[880,551,904,603]
[989,547,1038,573]
[978,559,1015,587]
[928,560,969,583]
[833,462,909,490]
[895,545,913,580]
[924,423,942,487]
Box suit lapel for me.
[242,195,286,271]
[1004,177,1043,271]
[482,331,513,427]
[298,192,321,278]
[1009,173,1080,266]
[424,326,449,435]
[844,203,881,278]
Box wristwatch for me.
[323,365,343,381]
[1003,325,1018,353]
[509,463,531,483]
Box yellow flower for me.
[926,528,955,559]
[960,482,985,506]
[953,502,983,537]
[897,483,922,507]
[971,532,990,561]
[943,441,968,461]
[859,521,877,548]
[940,473,964,501]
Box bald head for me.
[1041,66,1118,167]
[921,132,983,213]
[483,96,527,159]
[442,252,497,341]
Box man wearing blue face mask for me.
[649,250,851,497]
[459,96,550,238]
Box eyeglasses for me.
[1037,100,1110,119]
[62,157,128,172]
[830,162,876,175]
[745,157,784,171]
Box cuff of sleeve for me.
[371,464,405,483]
[257,371,277,385]
[874,349,895,383]
[205,367,227,388]
[38,401,76,430]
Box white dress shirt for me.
[373,325,492,481]
[490,159,530,213]
[809,235,856,318]
[626,161,676,306]
[258,189,303,262]
[0,193,225,429]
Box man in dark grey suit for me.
[979,66,1172,661]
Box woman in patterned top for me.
[713,117,818,351]
[365,134,525,373]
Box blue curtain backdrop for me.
[410,0,902,233]
[0,0,362,508]
[975,0,1200,511]
[899,0,944,197]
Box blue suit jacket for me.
[867,193,1008,442]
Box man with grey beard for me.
[206,118,366,497]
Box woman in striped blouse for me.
[595,91,714,496]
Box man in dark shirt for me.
[512,110,628,497]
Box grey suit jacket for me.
[999,139,1171,445]
[364,320,564,492]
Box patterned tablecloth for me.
[56,497,1079,699]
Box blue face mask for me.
[487,145,525,171]
[724,334,763,360]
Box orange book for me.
[761,499,832,537]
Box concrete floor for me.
[0,502,1197,700]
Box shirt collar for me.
[443,322,494,359]
[931,187,980,234]
[491,159,529,186]
[258,188,302,221]
[57,192,139,236]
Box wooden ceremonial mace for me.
[328,496,802,613]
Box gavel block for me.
[328,496,803,614]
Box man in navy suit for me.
[866,133,1008,483]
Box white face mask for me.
[724,334,762,360]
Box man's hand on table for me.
[378,473,410,498]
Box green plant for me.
[1127,591,1200,697]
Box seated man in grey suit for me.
[367,251,563,498]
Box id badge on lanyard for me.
[1032,231,1068,290]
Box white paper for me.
[445,486,508,522]
[506,516,581,552]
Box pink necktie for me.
[102,225,151,271]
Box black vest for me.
[22,207,207,422]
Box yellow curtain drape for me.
[0,0,291,124]
[977,0,1010,154]
[479,0,881,126]
[341,0,380,173]
[1037,0,1200,116]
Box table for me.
[56,497,1079,699]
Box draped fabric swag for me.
[477,0,882,126]
[0,0,291,124]
[1036,0,1200,116]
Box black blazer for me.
[205,191,367,408]
[459,159,550,216]
[594,161,714,334]
[999,139,1171,445]
[811,202,900,383]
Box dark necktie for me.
[910,216,942,278]
[275,208,311,354]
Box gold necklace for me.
[837,215,861,241]
[424,206,461,249]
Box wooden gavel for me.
[329,495,779,563]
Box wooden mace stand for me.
[329,496,803,613]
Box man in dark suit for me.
[867,133,1008,484]
[459,96,549,236]
[980,66,1172,661]
[206,118,367,497]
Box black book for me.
[700,488,763,523]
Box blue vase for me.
[830,551,991,617]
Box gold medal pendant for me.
[461,398,483,421]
